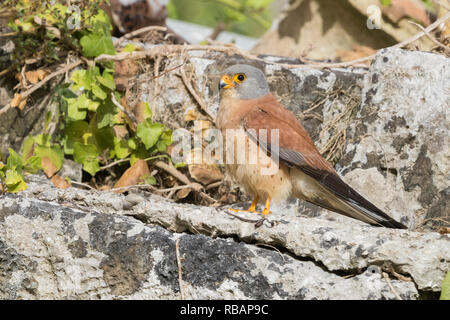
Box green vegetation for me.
[0,0,173,192]
[168,0,275,37]
[441,271,450,300]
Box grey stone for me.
[0,181,419,299]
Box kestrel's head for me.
[219,64,270,100]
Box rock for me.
[0,176,420,299]
[337,48,450,230]
[251,0,434,59]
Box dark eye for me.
[237,74,245,81]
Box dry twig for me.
[408,21,450,54]
[179,65,215,122]
[0,59,83,115]
[175,238,185,300]
[379,267,402,300]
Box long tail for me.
[294,168,407,229]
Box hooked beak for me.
[219,75,234,90]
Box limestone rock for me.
[0,176,422,299]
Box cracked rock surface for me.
[1,174,448,299]
[0,176,423,299]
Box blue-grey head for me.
[218,64,270,100]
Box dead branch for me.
[179,65,215,122]
[175,238,185,300]
[408,21,450,55]
[0,59,83,115]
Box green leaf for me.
[380,0,392,5]
[24,155,42,174]
[89,116,115,152]
[35,145,64,176]
[6,148,23,174]
[140,102,152,121]
[246,0,273,9]
[66,94,100,121]
[144,175,156,185]
[63,120,91,155]
[44,111,52,132]
[71,67,101,92]
[122,43,137,53]
[155,129,172,152]
[21,136,35,162]
[97,99,119,128]
[137,121,165,150]
[113,137,132,159]
[92,83,107,100]
[96,71,116,90]
[128,137,138,150]
[174,162,187,169]
[73,142,100,176]
[441,271,450,300]
[5,169,27,193]
[80,33,115,58]
[130,145,149,166]
[34,133,52,147]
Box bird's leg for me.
[230,196,259,213]
[261,197,272,215]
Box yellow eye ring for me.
[234,73,246,83]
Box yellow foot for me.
[261,197,272,215]
[229,196,259,213]
[229,196,272,215]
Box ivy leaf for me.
[144,175,156,185]
[246,0,273,9]
[23,155,42,174]
[139,102,152,121]
[71,67,101,92]
[5,169,27,192]
[130,145,149,166]
[66,94,99,121]
[137,120,165,150]
[62,120,91,155]
[73,142,100,176]
[21,136,35,162]
[35,145,64,177]
[96,71,115,90]
[155,129,173,152]
[113,137,132,159]
[80,32,115,58]
[441,271,450,300]
[90,116,115,152]
[34,133,52,147]
[6,148,23,174]
[122,43,137,53]
[92,83,107,100]
[97,99,119,128]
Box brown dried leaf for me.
[439,227,450,235]
[335,45,376,64]
[41,156,58,178]
[382,0,431,26]
[51,174,71,189]
[25,69,48,84]
[18,98,27,110]
[176,187,191,199]
[113,159,150,193]
[114,59,139,91]
[184,107,199,122]
[189,163,224,185]
[10,93,22,108]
